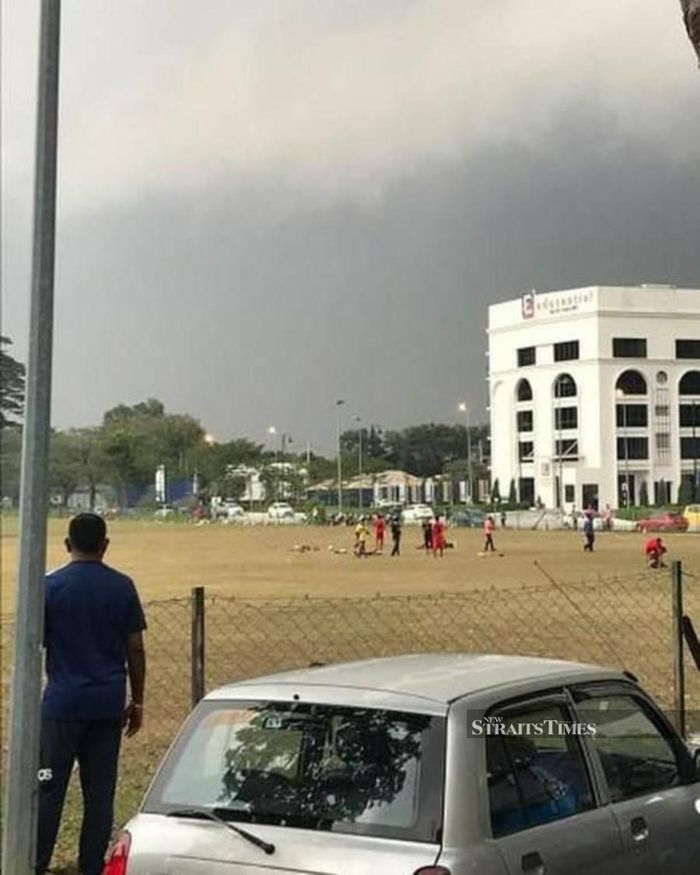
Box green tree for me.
[383,422,488,478]
[0,336,26,427]
[101,399,205,505]
[220,472,247,502]
[193,439,264,494]
[50,431,88,505]
[638,480,649,508]
[0,425,23,501]
[490,478,501,504]
[508,479,518,505]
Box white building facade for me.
[488,286,700,511]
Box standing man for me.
[390,513,402,557]
[37,513,147,875]
[432,514,446,558]
[483,515,496,553]
[421,518,433,553]
[583,514,595,552]
[373,513,386,554]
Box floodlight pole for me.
[354,415,363,508]
[3,2,61,874]
[335,400,345,512]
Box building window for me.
[613,338,647,358]
[616,404,648,428]
[554,340,580,362]
[680,438,700,460]
[555,439,579,459]
[655,404,670,418]
[518,441,534,462]
[517,346,536,367]
[517,410,533,432]
[486,704,594,839]
[679,370,700,395]
[516,378,533,402]
[656,433,671,465]
[654,480,672,505]
[680,404,700,427]
[554,373,577,398]
[564,485,575,503]
[518,478,535,505]
[617,437,649,460]
[615,370,647,396]
[676,339,700,359]
[555,407,578,430]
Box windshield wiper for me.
[167,807,275,855]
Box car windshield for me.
[145,701,444,842]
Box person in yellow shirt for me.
[354,517,370,557]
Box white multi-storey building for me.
[488,285,700,511]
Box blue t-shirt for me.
[43,560,147,720]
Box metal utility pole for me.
[335,400,345,512]
[354,415,363,508]
[3,2,61,873]
[693,400,698,502]
[459,403,473,504]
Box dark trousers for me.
[391,535,401,556]
[37,718,122,875]
[584,533,595,552]
[484,534,495,552]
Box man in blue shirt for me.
[37,513,147,875]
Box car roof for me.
[206,653,622,708]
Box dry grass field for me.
[3,515,699,612]
[2,514,699,872]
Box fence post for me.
[191,587,205,708]
[671,561,686,739]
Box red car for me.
[635,512,689,533]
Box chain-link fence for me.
[2,563,699,871]
[202,566,699,725]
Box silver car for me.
[108,654,700,874]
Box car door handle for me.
[521,851,545,875]
[630,815,649,843]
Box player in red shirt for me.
[373,513,386,554]
[483,515,496,552]
[432,515,446,558]
[645,536,667,569]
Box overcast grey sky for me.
[2,1,699,452]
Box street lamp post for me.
[335,400,345,512]
[458,403,473,504]
[616,389,631,508]
[354,415,363,508]
[693,399,698,502]
[268,426,280,500]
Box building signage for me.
[522,291,535,319]
[522,289,594,320]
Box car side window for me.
[574,694,681,802]
[486,704,595,838]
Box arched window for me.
[516,379,533,402]
[679,371,700,395]
[554,374,577,399]
[615,370,647,395]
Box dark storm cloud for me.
[23,111,699,451]
[2,1,699,450]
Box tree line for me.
[1,338,488,508]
